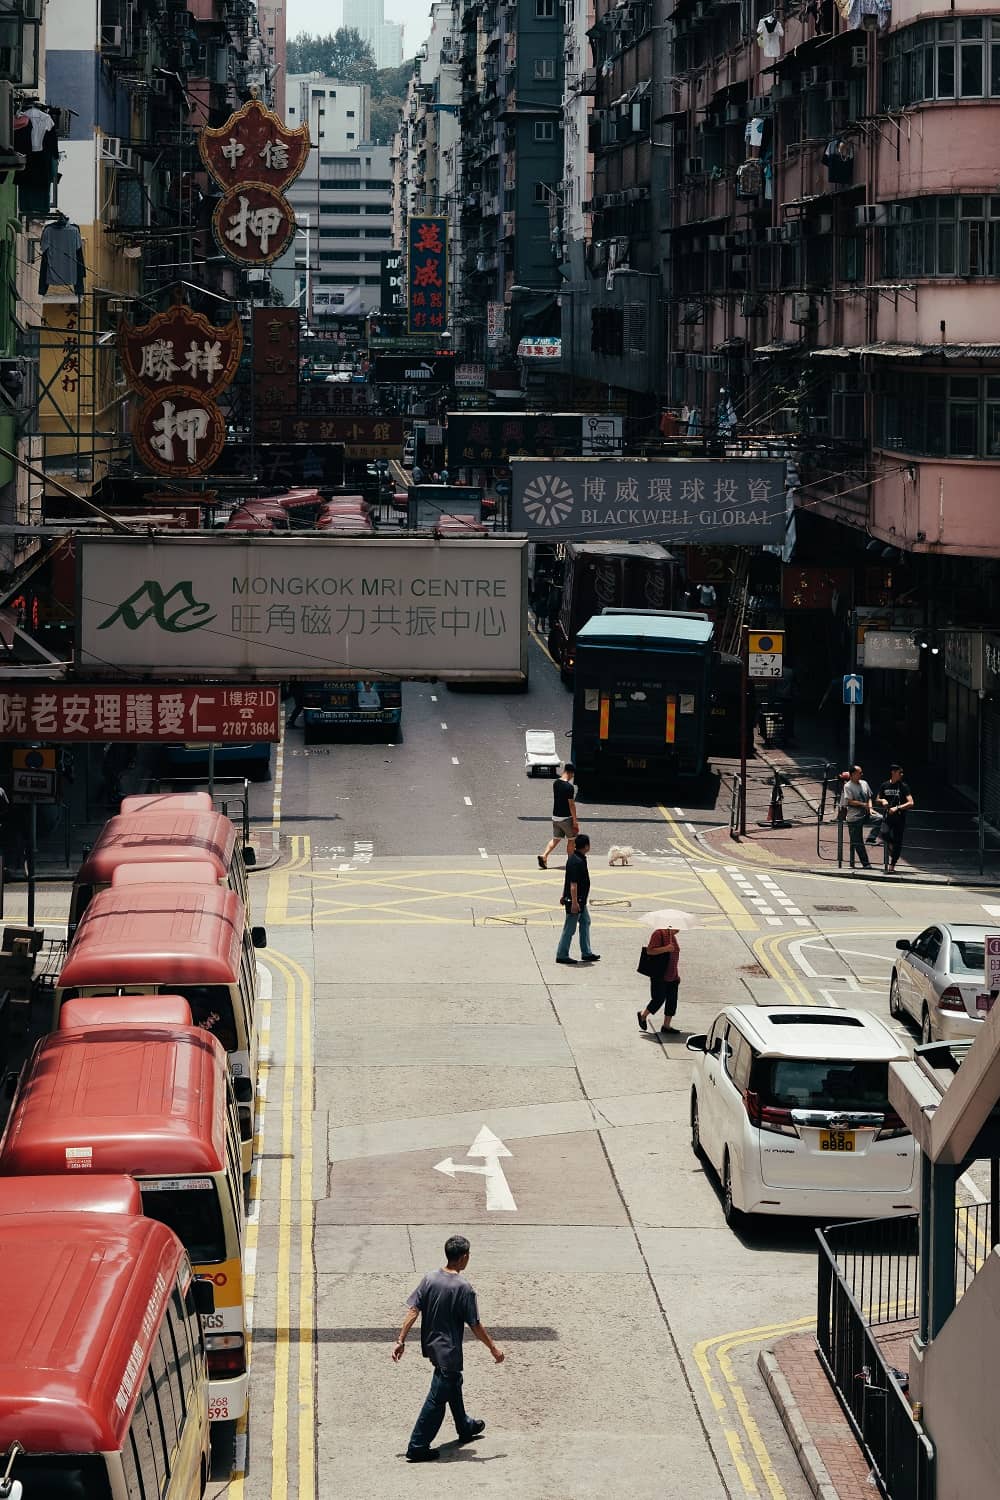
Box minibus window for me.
[178,986,238,1052]
[166,1288,195,1409]
[130,1380,162,1498]
[3,1458,111,1499]
[140,1183,226,1263]
[150,1329,180,1453]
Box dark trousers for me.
[847,820,870,867]
[886,817,905,865]
[407,1367,473,1453]
[647,977,679,1017]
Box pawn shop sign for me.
[119,304,243,400]
[748,630,785,680]
[198,98,310,193]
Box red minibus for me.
[120,792,214,814]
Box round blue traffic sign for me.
[757,635,774,652]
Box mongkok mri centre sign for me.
[77,537,526,681]
[511,459,787,544]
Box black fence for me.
[816,771,1000,875]
[817,1215,935,1500]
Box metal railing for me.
[817,1215,935,1500]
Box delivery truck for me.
[548,542,680,684]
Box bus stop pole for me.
[26,801,36,928]
[739,628,748,837]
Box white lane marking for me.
[464,796,473,806]
[353,840,374,865]
[983,904,1000,918]
[440,721,448,729]
[452,756,460,765]
[766,917,782,926]
[686,822,697,836]
[430,694,438,701]
[673,806,684,816]
[960,1170,987,1205]
[795,917,811,927]
[433,1125,516,1212]
[478,847,488,859]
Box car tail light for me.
[744,1089,799,1137]
[206,1333,246,1378]
[939,986,966,1012]
[876,1110,910,1142]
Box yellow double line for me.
[695,1318,814,1497]
[265,945,316,1499]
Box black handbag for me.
[637,946,659,978]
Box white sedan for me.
[890,923,989,1044]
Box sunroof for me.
[767,1013,864,1027]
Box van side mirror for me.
[243,845,257,868]
[2,1070,18,1101]
[233,1075,254,1105]
[191,1278,216,1316]
[686,1034,707,1053]
[895,939,912,951]
[251,925,267,949]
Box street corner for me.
[320,1126,630,1228]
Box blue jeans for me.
[557,903,593,960]
[407,1366,473,1452]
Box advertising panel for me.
[211,443,345,487]
[447,412,621,468]
[374,353,456,384]
[510,458,786,544]
[406,215,448,334]
[254,415,403,459]
[0,685,281,742]
[252,307,299,411]
[78,538,526,681]
[381,249,406,311]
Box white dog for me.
[607,845,634,866]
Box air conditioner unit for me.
[780,221,802,242]
[107,298,130,313]
[624,186,641,203]
[740,294,766,317]
[765,226,784,243]
[826,81,849,101]
[730,253,749,272]
[774,406,799,433]
[857,203,888,227]
[888,203,912,223]
[801,67,828,88]
[707,234,726,251]
[725,103,741,123]
[730,229,751,248]
[817,212,834,235]
[685,156,703,175]
[851,45,867,68]
[151,76,168,95]
[775,79,795,99]
[705,354,724,372]
[790,292,817,324]
[0,357,34,415]
[680,301,704,324]
[690,236,704,252]
[476,253,487,270]
[747,95,774,117]
[807,415,829,434]
[611,191,625,206]
[101,24,124,53]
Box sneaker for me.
[459,1419,486,1444]
[537,855,547,869]
[555,956,578,965]
[581,953,601,962]
[637,1010,648,1031]
[406,1448,440,1463]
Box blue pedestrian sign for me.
[842,673,864,706]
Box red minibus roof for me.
[111,859,219,889]
[120,792,214,814]
[0,1209,186,1452]
[0,1174,143,1216]
[58,884,244,990]
[0,1026,228,1177]
[75,811,237,886]
[59,994,194,1030]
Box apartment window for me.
[536,0,556,15]
[347,132,355,140]
[875,371,1000,458]
[534,120,556,141]
[533,57,556,79]
[882,195,1000,278]
[347,110,355,117]
[881,18,1000,108]
[533,181,553,203]
[289,107,295,114]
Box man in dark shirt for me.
[393,1234,505,1462]
[875,763,914,872]
[556,831,600,965]
[538,762,578,869]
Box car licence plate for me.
[820,1130,855,1152]
[626,757,647,769]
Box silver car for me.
[890,923,989,1043]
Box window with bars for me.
[881,196,1000,278]
[881,17,1000,107]
[875,371,1000,458]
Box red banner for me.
[0,685,281,742]
[253,307,300,410]
[407,215,448,335]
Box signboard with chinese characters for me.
[0,685,281,742]
[406,215,448,335]
[252,307,299,411]
[254,415,403,459]
[447,412,620,468]
[119,305,243,397]
[374,353,456,384]
[211,443,345,487]
[510,459,786,543]
[455,363,486,388]
[134,392,228,478]
[515,336,561,360]
[748,630,784,680]
[781,566,852,612]
[77,537,527,682]
[862,630,920,672]
[486,302,504,340]
[212,184,297,267]
[198,98,310,192]
[381,249,406,311]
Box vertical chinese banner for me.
[253,307,300,415]
[407,215,449,336]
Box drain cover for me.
[739,964,768,976]
[814,904,857,912]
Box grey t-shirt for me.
[406,1268,480,1371]
[842,779,872,821]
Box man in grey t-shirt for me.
[392,1234,505,1462]
[840,764,873,870]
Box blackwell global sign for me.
[510,458,787,544]
[78,537,527,682]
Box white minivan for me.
[687,1005,918,1224]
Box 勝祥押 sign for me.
[407,216,448,335]
[510,458,787,544]
[0,685,281,742]
[77,537,527,681]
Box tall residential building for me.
[343,0,404,69]
[286,75,371,149]
[285,143,395,320]
[258,0,288,117]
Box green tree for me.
[370,94,405,144]
[286,28,377,81]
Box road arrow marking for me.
[433,1125,517,1211]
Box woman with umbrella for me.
[635,909,696,1035]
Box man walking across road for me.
[556,831,600,965]
[841,764,874,870]
[875,763,914,872]
[393,1234,505,1463]
[538,762,578,869]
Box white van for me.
[687,1005,918,1224]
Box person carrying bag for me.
[637,928,681,1034]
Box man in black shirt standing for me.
[875,763,914,872]
[556,832,600,965]
[538,762,578,869]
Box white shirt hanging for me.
[756,15,784,58]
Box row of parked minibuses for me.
[0,791,263,1498]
